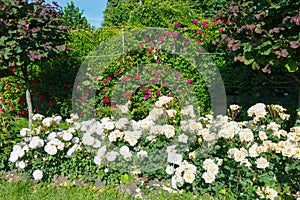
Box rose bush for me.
[8,97,300,199]
[7,113,107,183]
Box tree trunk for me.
[25,80,33,129]
[297,85,300,121]
[298,85,300,109]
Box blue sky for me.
[44,0,108,28]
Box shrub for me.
[8,98,300,199]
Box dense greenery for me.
[218,0,300,85]
[0,0,68,127]
[103,0,202,28]
[0,0,299,199]
[61,0,91,30]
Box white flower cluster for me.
[248,103,290,123]
[118,104,129,114]
[256,186,278,200]
[247,103,267,123]
[20,128,31,137]
[201,158,222,183]
[228,147,252,167]
[42,117,54,127]
[180,105,196,118]
[238,128,254,142]
[76,96,187,167]
[124,130,142,146]
[229,104,240,111]
[9,114,81,172]
[268,104,290,120]
[218,121,240,139]
[230,146,270,169]
[166,160,197,189]
[32,114,44,121]
[180,119,203,134]
[9,144,26,163]
[119,145,132,160]
[11,100,299,196]
[154,96,174,107]
[199,108,300,173]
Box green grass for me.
[1,178,294,200]
[0,180,132,200]
[0,179,227,200]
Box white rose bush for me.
[8,113,105,182]
[7,97,300,198]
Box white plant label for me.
[167,152,182,165]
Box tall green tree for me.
[103,0,135,27]
[187,0,229,17]
[61,0,91,30]
[0,0,68,128]
[102,0,202,28]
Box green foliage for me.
[0,0,68,72]
[29,55,77,118]
[103,0,202,28]
[61,0,91,30]
[24,27,120,118]
[0,76,26,116]
[67,28,121,61]
[103,0,136,27]
[0,112,24,172]
[218,0,300,84]
[127,0,199,28]
[94,47,211,120]
[187,0,229,17]
[0,0,69,127]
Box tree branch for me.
[291,72,300,85]
[258,70,295,85]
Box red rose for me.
[49,99,55,106]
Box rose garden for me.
[0,0,299,199]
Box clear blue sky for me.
[44,0,108,28]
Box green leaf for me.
[285,58,298,72]
[15,46,23,53]
[252,61,260,70]
[7,40,16,46]
[259,40,272,48]
[260,48,271,55]
[244,58,254,65]
[270,3,281,9]
[120,174,131,184]
[3,47,12,59]
[243,43,252,52]
[0,36,8,46]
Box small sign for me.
[167,152,182,165]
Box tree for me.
[215,0,300,110]
[61,0,91,30]
[0,0,68,128]
[102,0,202,28]
[187,0,229,17]
[218,0,300,87]
[102,0,135,27]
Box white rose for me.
[32,169,43,181]
[44,144,57,156]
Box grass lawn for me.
[0,179,217,200]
